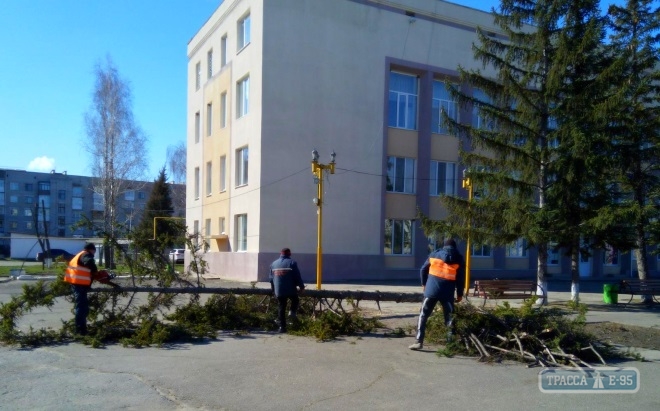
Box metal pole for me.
[317,169,323,290]
[462,173,473,296]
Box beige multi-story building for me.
[187,0,643,283]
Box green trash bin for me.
[603,283,619,304]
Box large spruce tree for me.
[427,0,609,303]
[543,0,612,301]
[601,0,660,301]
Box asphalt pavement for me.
[1,277,659,411]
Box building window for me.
[386,157,415,194]
[72,185,82,196]
[236,214,247,251]
[603,244,619,266]
[548,243,560,265]
[206,161,213,196]
[237,13,251,50]
[58,216,65,226]
[506,238,527,257]
[24,196,33,204]
[432,80,458,134]
[138,191,146,200]
[10,208,18,216]
[237,76,249,118]
[205,218,212,237]
[207,49,213,79]
[10,182,19,190]
[72,197,83,210]
[195,111,201,143]
[58,205,65,214]
[26,221,33,230]
[124,190,135,201]
[207,103,213,136]
[472,88,493,130]
[236,147,249,187]
[195,61,201,90]
[430,161,456,196]
[24,209,32,217]
[472,244,492,257]
[194,167,200,200]
[72,211,81,222]
[25,183,33,191]
[58,190,66,200]
[193,220,199,245]
[221,35,227,67]
[9,195,18,203]
[10,221,18,229]
[219,155,226,192]
[384,219,413,255]
[220,92,227,128]
[219,217,225,234]
[388,72,417,130]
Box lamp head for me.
[312,149,319,162]
[330,151,336,164]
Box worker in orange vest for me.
[64,243,101,335]
[409,238,465,350]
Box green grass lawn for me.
[0,262,65,277]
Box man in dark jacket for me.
[409,238,466,350]
[269,248,305,333]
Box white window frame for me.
[194,112,200,143]
[472,88,493,130]
[603,244,619,266]
[384,219,413,255]
[386,156,416,194]
[388,72,418,130]
[207,49,213,79]
[194,167,200,200]
[237,76,249,118]
[221,35,227,67]
[506,238,527,258]
[236,147,248,187]
[195,62,201,90]
[205,218,212,237]
[219,155,226,192]
[236,214,247,251]
[432,80,458,134]
[472,244,491,257]
[429,161,456,196]
[206,161,212,196]
[220,92,227,128]
[237,13,251,51]
[206,103,212,136]
[218,217,225,235]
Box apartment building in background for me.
[0,168,185,258]
[187,0,647,283]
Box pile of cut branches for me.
[424,299,616,367]
[0,279,382,348]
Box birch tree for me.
[84,56,148,268]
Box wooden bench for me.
[618,279,660,304]
[472,280,539,306]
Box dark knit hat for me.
[281,248,291,256]
[84,242,96,251]
[444,239,457,248]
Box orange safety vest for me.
[429,258,459,281]
[64,251,93,286]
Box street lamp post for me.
[311,149,336,290]
[462,169,473,296]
